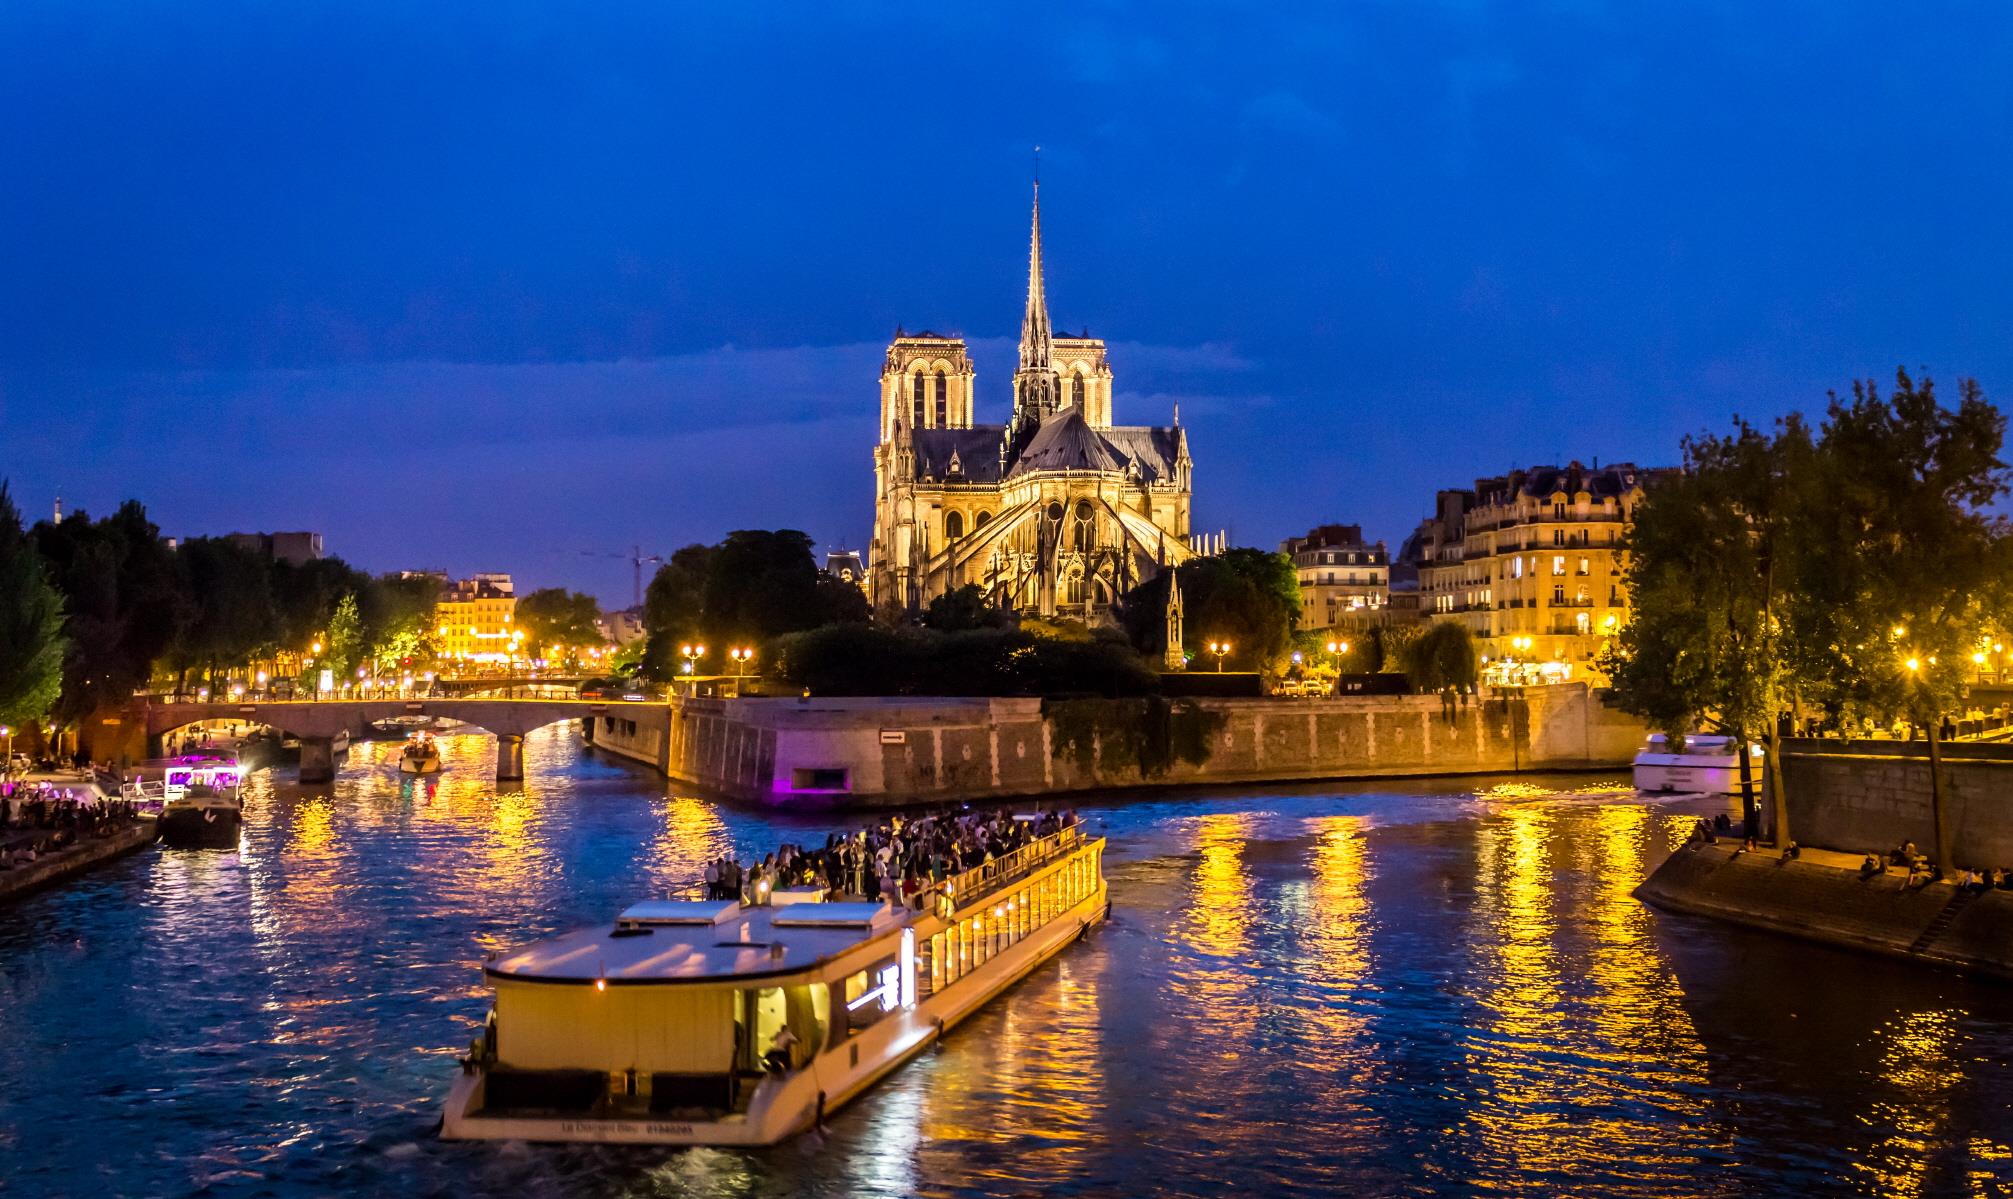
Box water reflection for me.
[5,757,2013,1196]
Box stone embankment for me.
[1636,838,2013,981]
[0,818,158,903]
[587,682,1646,807]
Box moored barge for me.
[442,823,1107,1145]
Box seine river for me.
[4,727,2013,1197]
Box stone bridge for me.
[136,697,671,782]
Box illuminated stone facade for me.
[1282,523,1391,633]
[1416,463,1668,683]
[869,187,1196,618]
[435,573,520,664]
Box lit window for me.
[1552,556,1565,576]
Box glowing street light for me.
[681,644,708,675]
[1207,640,1232,672]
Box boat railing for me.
[931,825,1084,913]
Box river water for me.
[3,727,2012,1197]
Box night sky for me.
[3,4,2009,606]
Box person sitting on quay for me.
[1779,841,1801,862]
[1861,853,1888,878]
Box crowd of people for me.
[1855,841,2013,892]
[702,806,1083,910]
[0,784,144,871]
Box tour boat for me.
[399,735,443,775]
[137,753,245,849]
[1632,733,1763,795]
[441,824,1108,1145]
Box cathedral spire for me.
[1010,178,1062,447]
[1019,181,1053,373]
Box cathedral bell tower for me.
[1008,182,1062,452]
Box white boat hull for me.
[1633,756,1749,795]
[440,882,1109,1145]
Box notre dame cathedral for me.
[868,186,1197,620]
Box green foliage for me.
[515,587,603,661]
[640,543,713,680]
[1366,623,1417,674]
[1609,372,2009,739]
[1045,696,1225,777]
[31,500,185,722]
[0,484,67,728]
[1121,548,1300,671]
[639,532,869,681]
[1792,372,2008,727]
[1402,622,1478,694]
[362,572,443,668]
[167,537,279,681]
[322,593,365,683]
[271,557,370,654]
[922,584,1015,632]
[771,623,1158,698]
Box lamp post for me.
[681,644,707,676]
[1208,640,1232,672]
[729,647,754,694]
[1,725,12,776]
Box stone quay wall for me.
[587,683,1645,807]
[1779,740,2013,865]
[1637,838,2013,981]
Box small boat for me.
[399,735,443,775]
[144,754,245,849]
[442,822,1107,1145]
[1633,733,1763,794]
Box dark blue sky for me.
[4,3,2009,606]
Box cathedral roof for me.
[912,426,1008,482]
[1097,426,1184,483]
[1009,406,1126,477]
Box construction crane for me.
[581,545,665,608]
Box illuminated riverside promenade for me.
[4,728,2013,1195]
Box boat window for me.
[841,955,902,1034]
[742,986,789,1072]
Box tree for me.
[515,587,603,664]
[1795,372,2007,868]
[638,532,863,682]
[321,593,366,685]
[640,544,713,682]
[1606,371,2008,863]
[0,484,67,731]
[271,557,370,656]
[1122,549,1300,671]
[363,571,443,669]
[31,500,185,724]
[166,537,279,688]
[1604,417,1807,837]
[1403,622,1478,716]
[922,584,1015,632]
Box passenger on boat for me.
[763,1026,800,1074]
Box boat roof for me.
[488,901,912,985]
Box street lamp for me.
[1208,640,1232,672]
[681,644,707,675]
[0,726,12,774]
[730,647,754,676]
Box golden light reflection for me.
[1304,815,1373,1040]
[1462,803,1572,1158]
[642,795,735,895]
[1186,811,1259,961]
[1855,1008,1970,1198]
